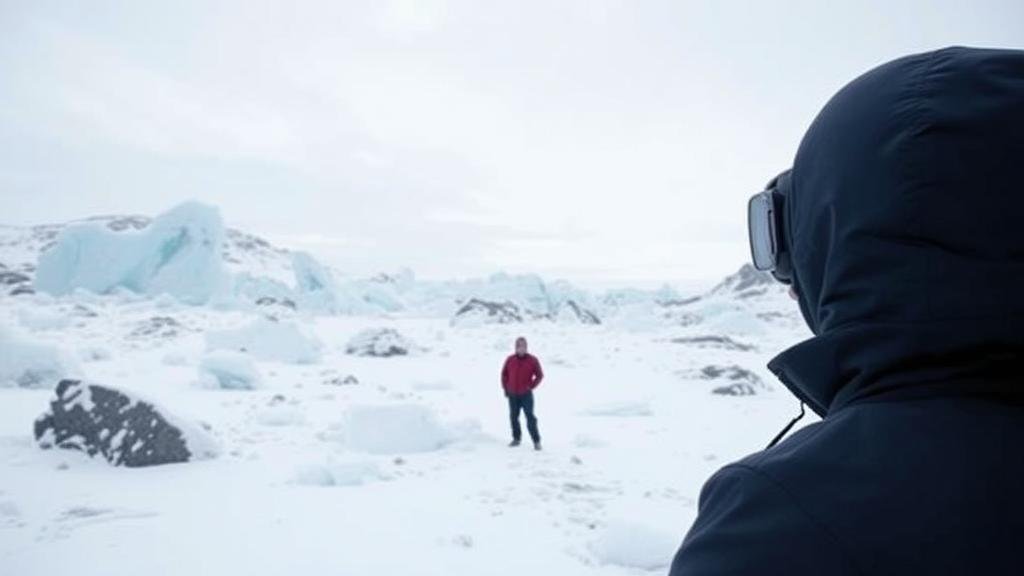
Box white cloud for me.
[1,0,1022,286]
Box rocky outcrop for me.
[689,364,768,396]
[34,379,218,467]
[0,262,32,296]
[452,299,524,325]
[345,328,419,357]
[710,264,777,299]
[670,335,756,352]
[559,300,601,325]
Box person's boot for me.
[509,439,521,447]
[533,441,542,451]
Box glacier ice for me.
[35,202,228,305]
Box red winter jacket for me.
[501,353,544,396]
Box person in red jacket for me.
[501,336,543,450]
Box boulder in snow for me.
[695,364,768,395]
[33,379,219,467]
[345,328,419,358]
[670,335,756,352]
[128,316,187,339]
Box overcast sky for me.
[1,1,1021,288]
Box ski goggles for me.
[747,170,793,284]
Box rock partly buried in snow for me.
[206,317,322,364]
[345,328,419,357]
[34,379,219,467]
[9,285,35,296]
[451,298,524,326]
[557,299,601,325]
[128,316,186,339]
[709,263,781,300]
[670,335,756,352]
[696,364,767,395]
[324,374,360,386]
[0,268,31,287]
[254,296,297,310]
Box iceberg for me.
[34,202,228,304]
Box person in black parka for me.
[670,46,1024,575]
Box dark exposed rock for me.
[100,216,151,232]
[710,264,777,299]
[34,379,217,467]
[560,300,601,325]
[690,364,768,395]
[712,382,758,396]
[671,335,756,352]
[255,296,297,310]
[325,374,360,386]
[9,285,34,296]
[129,316,183,339]
[71,304,99,318]
[657,296,702,307]
[452,299,523,324]
[0,270,30,285]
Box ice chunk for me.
[35,202,228,304]
[0,327,79,389]
[198,351,262,390]
[206,317,322,364]
[339,404,455,454]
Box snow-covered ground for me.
[0,205,814,575]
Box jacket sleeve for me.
[501,358,509,390]
[670,464,859,576]
[531,358,544,388]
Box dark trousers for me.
[508,391,541,442]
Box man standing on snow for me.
[671,46,1024,575]
[502,336,543,450]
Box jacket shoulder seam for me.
[720,463,865,576]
